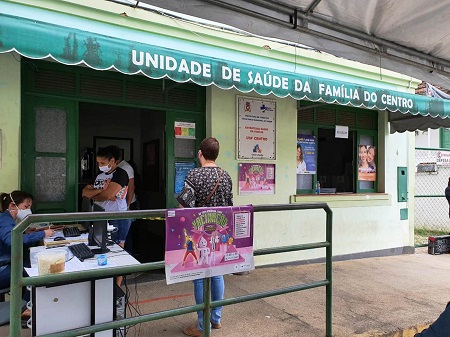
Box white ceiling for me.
[123,0,450,88]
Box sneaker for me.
[182,325,202,337]
[211,322,222,329]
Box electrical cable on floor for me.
[120,274,143,337]
[133,274,142,337]
[126,274,143,337]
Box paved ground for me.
[2,247,449,337]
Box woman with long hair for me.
[296,144,307,173]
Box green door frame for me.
[21,95,78,213]
[165,111,205,209]
[21,60,206,212]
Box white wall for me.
[415,129,440,148]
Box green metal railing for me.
[10,203,332,337]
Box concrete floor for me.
[1,247,448,337]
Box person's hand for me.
[85,184,94,190]
[43,229,54,238]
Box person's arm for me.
[95,169,129,201]
[94,181,123,201]
[126,177,135,208]
[445,187,450,202]
[227,175,234,206]
[0,220,13,248]
[177,181,196,208]
[82,184,102,199]
[22,231,48,245]
[0,224,47,247]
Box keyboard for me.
[63,227,82,237]
[68,243,94,261]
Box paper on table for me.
[26,257,119,277]
[83,261,117,269]
[44,233,89,247]
[25,257,88,277]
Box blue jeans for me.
[109,219,131,244]
[193,276,224,331]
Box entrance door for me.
[21,96,78,213]
[165,111,205,208]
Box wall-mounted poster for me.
[238,163,275,195]
[358,144,376,181]
[174,121,196,139]
[436,150,450,166]
[174,162,196,193]
[297,135,316,174]
[165,206,254,285]
[237,97,276,160]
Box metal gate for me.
[415,147,450,246]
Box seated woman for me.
[0,191,54,303]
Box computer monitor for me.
[90,203,110,254]
[80,196,93,213]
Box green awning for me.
[1,12,450,126]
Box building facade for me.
[1,0,440,265]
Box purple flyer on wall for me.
[165,206,254,285]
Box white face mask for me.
[9,194,32,221]
[98,165,110,172]
[16,208,32,221]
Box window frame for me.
[296,101,378,195]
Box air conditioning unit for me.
[416,163,437,173]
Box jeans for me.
[109,219,131,244]
[193,276,224,331]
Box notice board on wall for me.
[237,97,276,160]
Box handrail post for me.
[203,278,211,337]
[10,218,27,337]
[325,206,333,337]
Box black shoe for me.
[21,318,29,329]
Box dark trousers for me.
[415,303,450,337]
[0,265,30,302]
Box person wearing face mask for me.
[82,145,130,247]
[0,191,54,304]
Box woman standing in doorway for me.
[82,145,130,246]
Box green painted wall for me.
[0,53,21,192]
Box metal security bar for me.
[10,203,332,337]
[415,147,450,246]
